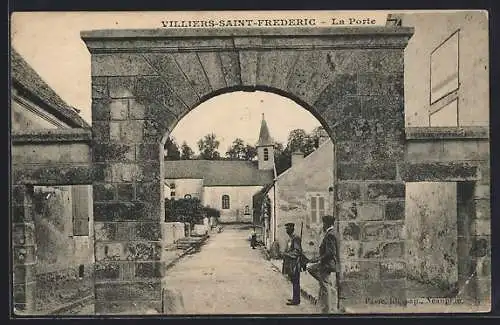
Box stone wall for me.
[405,182,458,292]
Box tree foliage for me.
[165,197,220,225]
[180,141,195,160]
[197,133,221,160]
[225,138,258,161]
[164,137,181,160]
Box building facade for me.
[164,115,276,224]
[11,48,94,314]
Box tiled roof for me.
[10,48,90,128]
[164,159,274,186]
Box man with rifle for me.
[281,222,303,306]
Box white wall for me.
[204,186,263,223]
[164,178,204,200]
[402,11,489,127]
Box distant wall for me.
[204,186,261,223]
[405,182,458,290]
[165,178,204,200]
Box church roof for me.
[10,48,90,128]
[164,159,274,186]
[257,114,274,147]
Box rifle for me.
[299,221,309,271]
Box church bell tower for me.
[256,113,275,171]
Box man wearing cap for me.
[306,215,340,313]
[281,222,303,306]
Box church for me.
[164,114,277,223]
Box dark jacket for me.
[282,234,302,277]
[318,227,340,273]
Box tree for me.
[164,137,181,160]
[225,138,258,161]
[310,126,328,148]
[274,141,291,175]
[225,138,246,160]
[197,133,221,160]
[286,128,316,156]
[180,141,195,160]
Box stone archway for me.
[82,26,413,314]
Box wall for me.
[402,11,489,127]
[405,182,458,291]
[12,90,94,314]
[203,186,262,223]
[273,141,334,257]
[164,178,204,200]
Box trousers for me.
[307,262,339,313]
[290,273,301,303]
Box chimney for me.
[291,151,304,166]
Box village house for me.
[11,48,94,314]
[164,114,277,224]
[253,129,333,258]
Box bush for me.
[165,198,220,226]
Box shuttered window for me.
[309,193,327,225]
[72,186,90,236]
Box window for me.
[244,205,250,215]
[170,191,176,197]
[263,148,269,161]
[222,195,230,209]
[309,194,326,224]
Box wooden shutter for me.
[318,196,325,221]
[310,196,317,223]
[72,186,90,236]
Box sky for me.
[10,11,390,152]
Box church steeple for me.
[257,113,273,147]
[256,113,275,171]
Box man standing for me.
[306,215,340,313]
[282,222,302,306]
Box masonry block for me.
[137,163,162,182]
[108,76,135,98]
[125,241,162,261]
[92,98,112,121]
[361,222,404,241]
[219,51,242,87]
[92,76,108,99]
[95,242,124,261]
[197,51,227,90]
[94,201,154,221]
[361,94,404,121]
[474,184,490,200]
[313,74,357,112]
[362,241,405,258]
[385,201,405,220]
[340,241,362,259]
[341,260,380,281]
[472,219,490,236]
[357,202,384,221]
[357,73,404,97]
[94,222,117,241]
[135,262,163,278]
[13,282,36,311]
[474,199,490,219]
[338,202,358,221]
[136,143,161,161]
[134,222,162,241]
[117,183,135,201]
[367,183,405,200]
[95,261,120,280]
[172,52,212,97]
[338,161,397,180]
[92,121,111,142]
[339,222,361,241]
[93,183,116,202]
[13,246,36,264]
[380,260,406,280]
[336,183,361,200]
[14,264,36,284]
[128,99,146,119]
[91,53,157,77]
[12,223,35,246]
[400,162,479,182]
[108,99,129,120]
